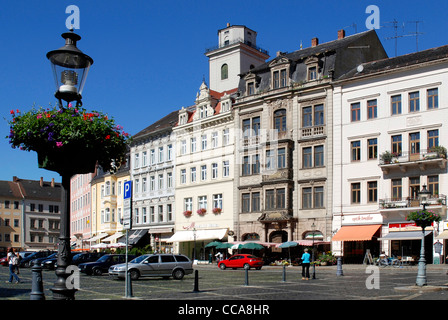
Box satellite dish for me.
[357,65,364,73]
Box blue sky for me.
[1,0,447,183]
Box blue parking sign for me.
[124,180,132,199]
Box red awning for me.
[332,224,381,241]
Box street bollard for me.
[30,261,45,300]
[126,270,133,298]
[244,267,249,286]
[336,256,344,276]
[282,265,286,282]
[193,270,199,292]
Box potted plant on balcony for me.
[406,209,441,228]
[7,104,130,176]
[380,151,393,164]
[430,146,447,158]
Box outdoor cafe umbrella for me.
[278,241,298,262]
[91,243,108,249]
[216,242,234,249]
[240,242,265,250]
[205,241,223,248]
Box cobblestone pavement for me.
[1,263,448,302]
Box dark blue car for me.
[78,254,135,276]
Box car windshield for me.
[96,255,110,262]
[130,255,149,264]
[246,255,257,259]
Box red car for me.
[218,254,263,270]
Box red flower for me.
[105,135,111,140]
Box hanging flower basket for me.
[406,209,441,228]
[197,208,207,216]
[183,210,192,218]
[6,104,130,176]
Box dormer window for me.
[199,106,207,118]
[179,113,188,125]
[305,56,320,81]
[308,66,317,81]
[247,82,255,95]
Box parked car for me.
[41,251,89,270]
[218,254,264,270]
[79,254,135,276]
[20,251,55,267]
[109,254,193,280]
[31,252,57,267]
[72,252,106,265]
[1,251,33,266]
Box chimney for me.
[13,176,18,182]
[51,178,55,188]
[338,29,346,40]
[226,22,230,27]
[40,177,44,187]
[311,37,319,47]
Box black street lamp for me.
[416,185,431,287]
[47,29,93,107]
[46,30,93,300]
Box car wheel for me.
[219,263,226,270]
[243,264,250,270]
[129,269,140,280]
[173,269,185,280]
[93,268,103,276]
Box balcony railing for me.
[205,38,269,56]
[299,125,326,139]
[379,149,447,173]
[379,195,447,209]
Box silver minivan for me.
[108,254,193,280]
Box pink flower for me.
[56,142,63,148]
[37,114,42,119]
[68,103,73,108]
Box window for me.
[184,198,192,212]
[265,150,275,170]
[221,64,228,80]
[158,174,163,189]
[158,205,163,222]
[190,167,196,183]
[428,175,439,196]
[167,204,173,221]
[368,181,377,202]
[274,109,287,132]
[247,82,255,95]
[212,132,218,148]
[198,196,207,210]
[134,153,140,168]
[265,190,275,210]
[367,99,377,119]
[367,138,378,160]
[273,71,279,89]
[277,148,286,169]
[150,149,155,164]
[180,169,186,184]
[428,129,439,150]
[392,135,402,156]
[314,145,324,167]
[190,137,197,153]
[302,104,324,127]
[213,194,223,210]
[242,116,260,138]
[303,147,312,168]
[276,189,286,209]
[242,193,250,213]
[158,147,164,162]
[223,160,230,177]
[302,187,312,209]
[223,129,230,145]
[308,66,317,80]
[252,154,260,174]
[351,141,361,161]
[427,88,438,109]
[409,92,420,112]
[201,165,207,181]
[391,95,401,115]
[201,135,207,150]
[150,176,155,191]
[142,178,147,193]
[409,177,420,199]
[392,179,402,200]
[302,186,324,209]
[280,69,287,87]
[212,163,218,179]
[167,172,173,188]
[142,151,147,166]
[351,102,360,122]
[314,186,324,208]
[181,140,186,155]
[303,106,312,127]
[409,132,420,156]
[251,192,260,212]
[351,183,361,204]
[167,145,173,160]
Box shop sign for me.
[343,213,382,225]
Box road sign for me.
[123,181,132,230]
[124,180,132,199]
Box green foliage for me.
[6,104,131,173]
[406,209,441,228]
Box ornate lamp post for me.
[46,30,93,300]
[415,185,431,287]
[47,29,93,107]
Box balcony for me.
[379,195,447,210]
[299,125,326,140]
[262,168,292,182]
[379,148,447,174]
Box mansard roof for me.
[238,29,388,93]
[339,44,448,81]
[133,110,179,140]
[11,177,62,202]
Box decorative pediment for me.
[304,56,319,65]
[269,57,291,68]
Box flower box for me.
[197,208,207,216]
[212,207,222,214]
[183,210,192,218]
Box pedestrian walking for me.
[301,248,311,280]
[6,248,20,283]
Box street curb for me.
[395,285,448,292]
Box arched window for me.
[274,109,287,132]
[221,64,228,80]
